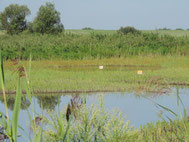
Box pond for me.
[0,87,189,141]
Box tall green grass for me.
[0,50,22,142]
[0,31,189,60]
[44,95,136,142]
[0,53,44,142]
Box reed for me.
[1,31,189,60]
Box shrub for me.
[44,96,136,141]
[117,26,141,35]
[0,4,30,35]
[26,22,34,33]
[158,27,171,30]
[33,2,64,34]
[82,27,94,30]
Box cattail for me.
[66,104,71,122]
[29,116,43,134]
[12,59,18,65]
[33,116,43,126]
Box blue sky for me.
[0,0,188,30]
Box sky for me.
[0,0,189,30]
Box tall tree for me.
[33,2,64,34]
[0,4,30,35]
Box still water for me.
[0,87,189,141]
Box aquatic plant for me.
[0,50,23,142]
[44,95,136,142]
[0,30,189,60]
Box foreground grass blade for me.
[12,75,22,142]
[0,50,9,120]
[156,103,178,117]
[145,96,178,117]
[0,49,12,141]
[63,118,71,142]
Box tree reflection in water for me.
[36,95,61,110]
[0,95,31,111]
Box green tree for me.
[117,26,141,35]
[27,22,34,33]
[33,2,64,34]
[0,4,30,35]
[0,16,3,30]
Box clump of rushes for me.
[67,95,83,120]
[44,95,136,142]
[0,50,23,142]
[0,53,44,142]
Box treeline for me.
[0,2,63,35]
[0,32,189,60]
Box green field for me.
[144,30,189,37]
[67,29,189,37]
[1,56,188,93]
[65,29,116,35]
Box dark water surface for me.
[0,87,189,141]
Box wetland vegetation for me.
[1,28,189,141]
[1,2,189,141]
[1,30,189,60]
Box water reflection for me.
[35,95,61,110]
[0,96,30,111]
[0,87,187,112]
[0,88,188,142]
[0,94,62,111]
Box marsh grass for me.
[44,95,136,142]
[1,56,189,93]
[1,30,189,60]
[0,50,23,142]
[0,53,45,142]
[137,87,189,142]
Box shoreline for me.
[1,82,188,95]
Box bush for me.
[158,27,171,30]
[33,2,64,34]
[117,26,141,35]
[82,27,94,30]
[0,4,30,35]
[26,22,34,33]
[44,96,135,141]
